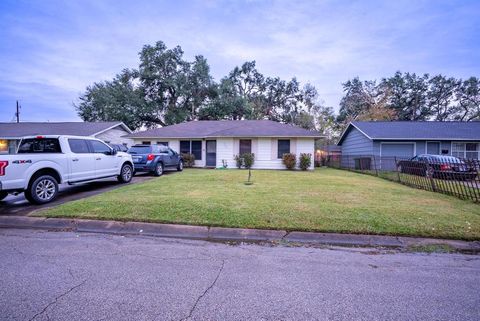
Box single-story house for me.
[0,121,133,154]
[338,121,480,159]
[127,120,321,169]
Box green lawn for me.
[39,168,480,240]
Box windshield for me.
[128,146,152,154]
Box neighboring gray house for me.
[338,121,480,159]
[0,122,133,154]
[127,120,321,169]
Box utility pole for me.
[15,100,20,123]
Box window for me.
[18,138,61,154]
[191,141,202,160]
[89,140,111,154]
[68,139,90,154]
[129,146,152,154]
[452,142,480,159]
[141,141,151,145]
[0,140,8,154]
[180,140,202,160]
[239,139,252,155]
[277,139,290,158]
[157,141,169,146]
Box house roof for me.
[0,121,132,139]
[127,120,322,138]
[338,121,480,145]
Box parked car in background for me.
[0,136,134,204]
[128,144,183,176]
[109,143,129,152]
[397,154,478,180]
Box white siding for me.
[216,138,235,168]
[133,136,316,170]
[295,138,315,170]
[95,126,133,147]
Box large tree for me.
[76,41,215,129]
[381,72,430,121]
[453,77,480,121]
[75,69,146,130]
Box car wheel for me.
[0,191,8,201]
[118,163,133,183]
[177,160,184,172]
[154,162,164,176]
[25,175,59,204]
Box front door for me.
[206,140,216,167]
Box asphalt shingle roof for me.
[339,121,480,144]
[127,120,321,138]
[0,122,127,138]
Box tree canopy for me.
[76,41,479,144]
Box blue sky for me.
[0,0,479,122]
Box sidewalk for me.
[1,216,479,253]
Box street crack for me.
[179,260,225,321]
[28,279,87,321]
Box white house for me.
[0,121,133,154]
[127,120,321,170]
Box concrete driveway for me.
[0,229,479,321]
[0,173,155,216]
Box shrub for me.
[242,153,255,169]
[299,153,312,170]
[181,153,195,168]
[282,153,296,170]
[234,153,255,169]
[234,154,243,169]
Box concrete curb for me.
[1,216,479,253]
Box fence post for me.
[372,156,378,176]
[395,157,400,182]
[428,167,437,192]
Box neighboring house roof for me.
[0,122,132,139]
[338,121,480,145]
[127,120,322,138]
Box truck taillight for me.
[147,154,154,161]
[0,161,8,176]
[440,164,451,171]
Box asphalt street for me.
[0,229,478,321]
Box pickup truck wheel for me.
[153,162,164,176]
[0,191,8,201]
[118,164,133,183]
[25,175,59,204]
[177,160,184,172]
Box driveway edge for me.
[1,216,479,253]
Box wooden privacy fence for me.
[326,155,480,203]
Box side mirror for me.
[105,149,117,156]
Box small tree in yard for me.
[234,154,243,169]
[242,153,255,184]
[282,153,296,170]
[299,153,312,170]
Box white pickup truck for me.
[0,135,134,204]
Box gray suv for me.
[128,145,183,176]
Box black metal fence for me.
[326,155,480,203]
